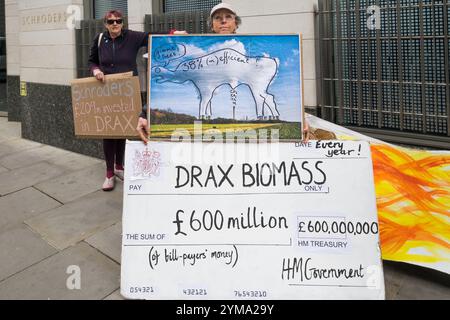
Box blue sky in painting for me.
[149,35,302,122]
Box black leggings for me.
[103,139,125,173]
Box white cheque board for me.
[121,141,385,300]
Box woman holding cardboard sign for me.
[89,10,182,191]
[136,3,314,143]
[88,10,144,191]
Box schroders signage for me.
[20,6,70,31]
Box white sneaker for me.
[115,169,124,181]
[102,176,115,191]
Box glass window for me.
[164,0,221,13]
[94,0,128,19]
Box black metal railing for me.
[318,0,450,148]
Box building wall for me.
[5,0,17,76]
[5,0,20,120]
[227,0,319,112]
[7,0,104,158]
[128,0,152,31]
[19,0,82,86]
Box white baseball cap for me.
[210,2,237,18]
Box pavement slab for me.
[383,261,450,300]
[0,242,120,300]
[86,222,122,264]
[0,138,42,159]
[395,269,450,300]
[25,186,123,250]
[0,145,70,170]
[0,119,21,142]
[0,187,61,232]
[0,162,66,196]
[35,163,106,204]
[0,224,57,282]
[46,150,103,173]
[383,262,405,300]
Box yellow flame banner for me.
[372,144,450,272]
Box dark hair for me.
[207,15,242,33]
[103,10,123,23]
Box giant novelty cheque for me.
[121,34,385,300]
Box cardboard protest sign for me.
[121,141,385,300]
[147,34,304,140]
[71,72,142,139]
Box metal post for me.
[355,0,363,127]
[444,0,450,136]
[431,0,438,135]
[344,0,354,125]
[397,0,405,131]
[376,0,383,129]
[419,0,427,134]
[316,0,324,117]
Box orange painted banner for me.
[307,114,450,274]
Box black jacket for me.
[88,29,148,76]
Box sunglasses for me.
[106,19,123,25]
